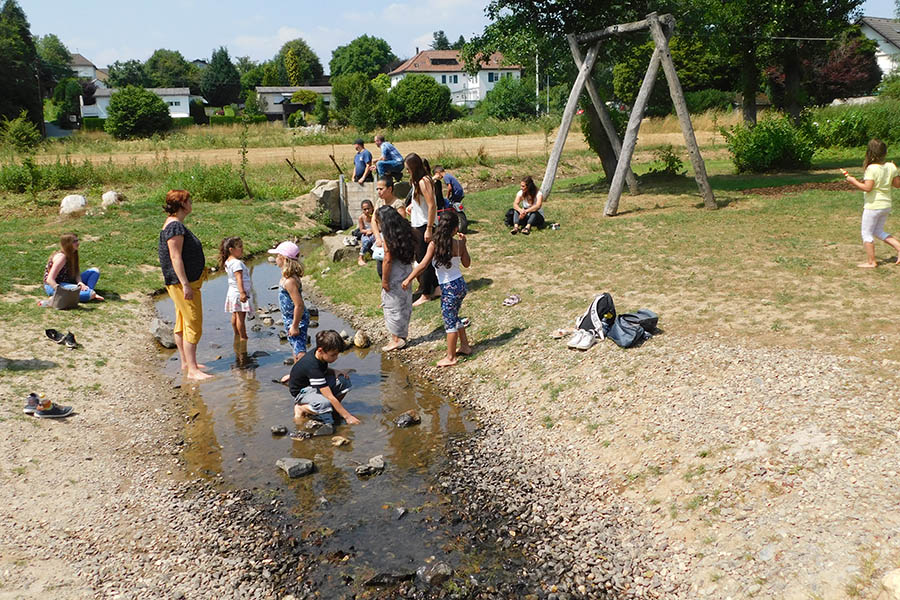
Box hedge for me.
[82,117,105,131]
[209,114,267,126]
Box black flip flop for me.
[45,329,63,343]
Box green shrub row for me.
[808,100,900,148]
[209,114,267,126]
[82,117,105,131]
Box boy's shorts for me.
[293,373,352,425]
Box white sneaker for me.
[576,329,597,350]
[566,329,585,349]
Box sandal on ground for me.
[502,294,520,307]
[551,327,573,339]
[510,227,519,235]
[521,226,531,235]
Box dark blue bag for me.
[607,309,658,348]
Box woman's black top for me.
[158,220,204,286]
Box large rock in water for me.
[276,457,315,478]
[149,317,176,349]
[322,234,358,262]
[59,194,87,215]
[309,180,343,227]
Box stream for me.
[155,256,525,596]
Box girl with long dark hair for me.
[404,152,440,306]
[43,233,104,302]
[510,175,545,235]
[376,205,416,350]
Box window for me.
[442,75,446,84]
[451,75,458,84]
[167,100,181,107]
[488,72,495,82]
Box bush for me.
[0,163,30,192]
[82,117,105,131]
[313,95,329,126]
[879,73,900,100]
[1,110,43,153]
[290,89,318,106]
[386,74,452,126]
[809,100,900,148]
[159,164,246,203]
[208,114,266,126]
[479,76,534,120]
[331,72,386,130]
[190,99,209,125]
[723,113,816,173]
[684,90,734,114]
[105,86,173,139]
[287,111,307,127]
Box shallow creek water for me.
[156,257,513,594]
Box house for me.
[70,53,97,79]
[388,50,522,107]
[857,16,900,76]
[192,59,208,70]
[81,87,195,119]
[254,86,332,121]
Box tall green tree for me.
[276,39,323,85]
[145,48,199,91]
[234,55,256,76]
[329,35,396,78]
[0,0,41,129]
[35,33,72,95]
[451,35,466,51]
[108,59,152,87]
[431,30,451,50]
[201,46,240,107]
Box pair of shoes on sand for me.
[567,329,601,351]
[45,329,77,349]
[23,393,73,418]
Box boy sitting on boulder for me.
[289,330,360,426]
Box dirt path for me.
[43,130,719,167]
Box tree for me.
[276,39,323,85]
[36,34,72,95]
[0,0,42,130]
[108,59,151,88]
[239,64,264,98]
[451,35,466,51]
[201,46,240,107]
[431,30,451,50]
[331,72,386,130]
[51,77,81,127]
[329,35,397,78]
[386,73,452,125]
[260,61,281,86]
[313,95,328,125]
[234,55,256,76]
[145,49,198,91]
[104,85,172,138]
[1,109,41,152]
[479,75,534,119]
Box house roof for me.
[94,87,191,98]
[70,53,95,68]
[255,86,332,94]
[858,16,900,51]
[94,69,108,81]
[388,50,521,76]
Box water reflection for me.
[156,257,475,591]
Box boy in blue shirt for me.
[352,139,373,183]
[433,166,464,209]
[373,134,404,177]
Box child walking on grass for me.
[269,241,309,382]
[843,138,900,268]
[220,236,252,340]
[403,211,472,367]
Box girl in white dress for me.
[219,236,252,340]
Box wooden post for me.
[647,13,716,210]
[538,42,601,201]
[566,34,638,196]
[604,48,662,216]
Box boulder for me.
[309,180,343,227]
[416,562,453,587]
[322,234,358,262]
[355,455,385,477]
[276,457,315,478]
[353,331,370,348]
[149,317,176,349]
[59,194,87,215]
[395,410,421,428]
[393,180,412,201]
[101,190,123,208]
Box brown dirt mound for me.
[742,181,846,195]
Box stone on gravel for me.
[416,562,453,587]
[149,318,176,349]
[883,569,900,599]
[353,330,370,348]
[60,194,87,215]
[276,458,314,478]
[355,455,385,477]
[364,572,415,587]
[395,410,421,428]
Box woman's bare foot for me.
[857,262,877,268]
[91,291,105,301]
[412,295,429,307]
[280,373,290,383]
[895,256,900,264]
[436,356,458,367]
[457,346,473,356]
[357,256,366,266]
[186,369,213,381]
[382,338,407,351]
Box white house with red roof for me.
[388,50,522,108]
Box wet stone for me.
[250,351,270,358]
[416,562,453,587]
[395,410,421,428]
[331,436,350,446]
[276,458,314,478]
[270,426,288,436]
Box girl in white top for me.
[218,236,252,340]
[403,211,472,367]
[404,152,440,306]
[843,138,900,268]
[510,175,545,235]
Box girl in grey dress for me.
[376,205,415,351]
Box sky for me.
[18,0,899,73]
[19,0,493,73]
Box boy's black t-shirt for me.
[288,351,329,397]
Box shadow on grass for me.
[0,357,58,372]
[466,277,492,292]
[475,326,525,350]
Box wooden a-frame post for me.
[541,12,715,216]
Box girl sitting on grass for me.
[219,236,252,340]
[843,138,900,268]
[402,211,472,367]
[43,233,104,302]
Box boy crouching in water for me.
[289,330,360,425]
